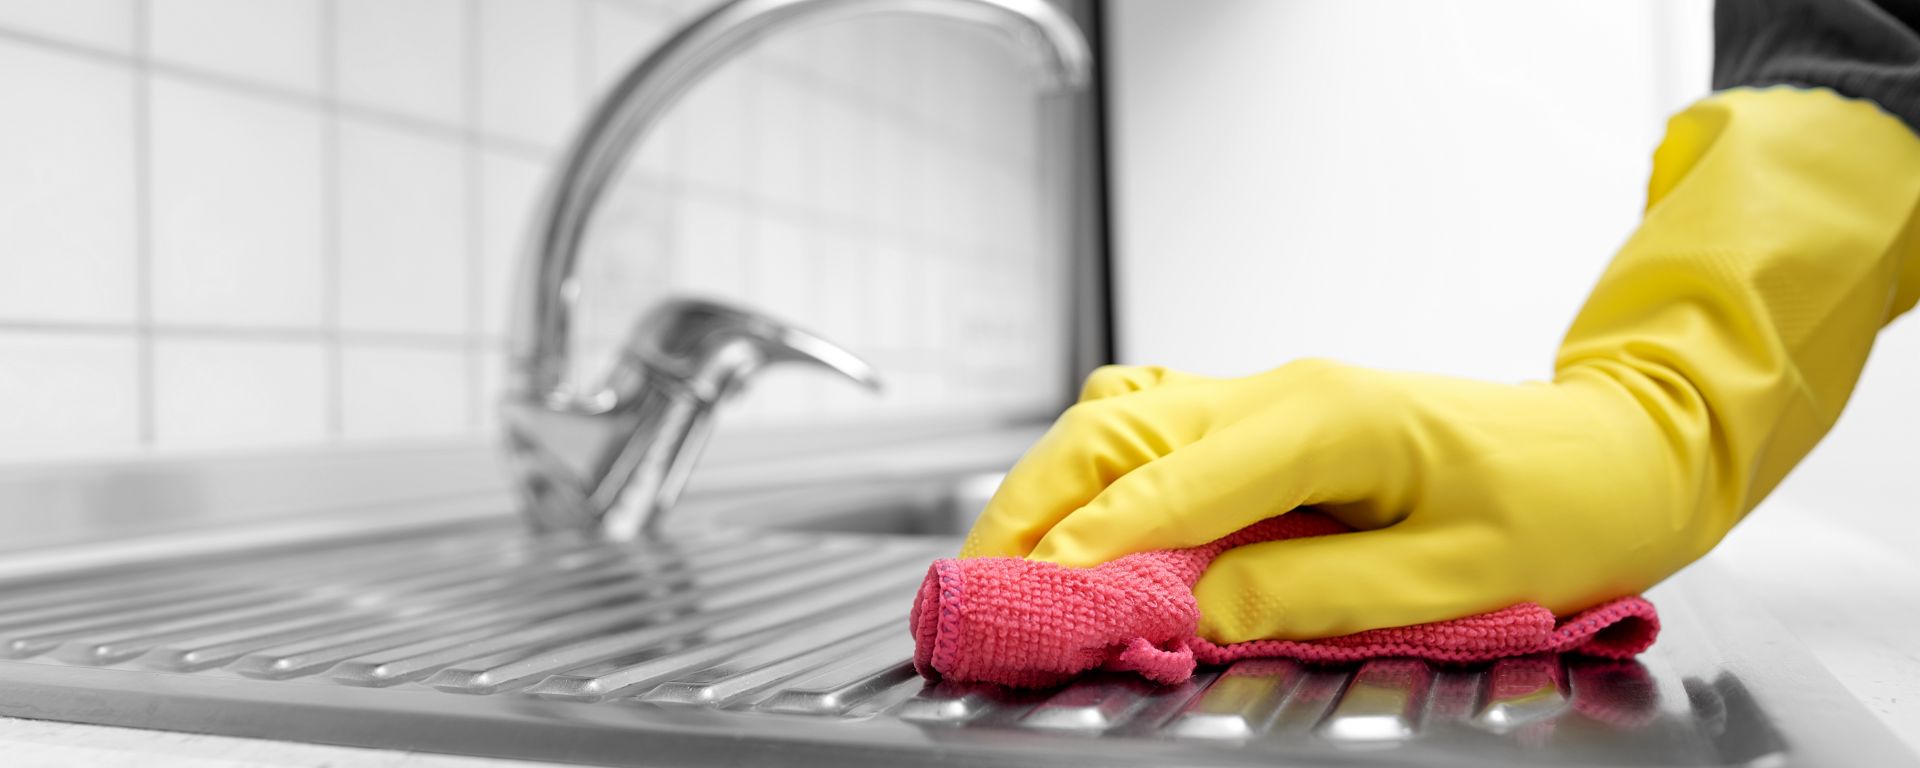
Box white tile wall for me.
[148,0,323,93]
[149,76,326,328]
[152,337,328,450]
[478,149,548,336]
[339,345,468,439]
[574,176,675,343]
[334,0,466,125]
[337,118,467,335]
[675,64,755,191]
[0,44,138,325]
[0,334,141,461]
[0,0,134,52]
[0,0,1064,464]
[476,0,583,149]
[673,194,752,304]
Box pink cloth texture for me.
[911,512,1661,688]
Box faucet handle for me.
[505,297,881,539]
[602,297,881,411]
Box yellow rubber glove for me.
[961,87,1920,643]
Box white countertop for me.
[2,498,1915,765]
[1705,498,1920,750]
[0,716,531,768]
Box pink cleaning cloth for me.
[911,512,1660,688]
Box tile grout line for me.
[2,5,1057,446]
[0,18,1027,251]
[0,317,457,339]
[0,17,1032,166]
[320,0,344,440]
[0,27,560,163]
[132,0,156,449]
[464,0,488,432]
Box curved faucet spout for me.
[513,0,1091,410]
[504,0,1093,539]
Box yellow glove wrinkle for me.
[965,86,1920,643]
[1563,87,1920,538]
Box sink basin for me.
[0,476,1913,767]
[698,471,1004,536]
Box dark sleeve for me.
[1716,0,1920,131]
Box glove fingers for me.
[1192,523,1511,642]
[961,387,1212,559]
[1076,365,1212,402]
[1027,395,1397,566]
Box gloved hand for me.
[962,87,1920,643]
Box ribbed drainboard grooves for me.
[0,520,1845,767]
[1165,660,1303,739]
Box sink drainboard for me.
[0,518,1910,767]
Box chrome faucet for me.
[502,0,1094,540]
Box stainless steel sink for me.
[0,474,1913,767]
[704,471,1003,536]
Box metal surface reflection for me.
[503,0,1093,539]
[0,494,1908,766]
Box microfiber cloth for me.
[911,512,1660,688]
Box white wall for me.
[0,0,1064,465]
[1109,0,1920,542]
